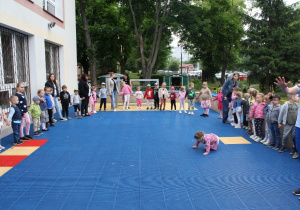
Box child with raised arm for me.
[233,91,243,128]
[28,96,42,136]
[134,86,143,110]
[169,87,177,111]
[98,83,108,111]
[197,82,212,117]
[186,82,196,115]
[266,94,282,149]
[0,107,10,150]
[7,96,22,145]
[249,93,266,142]
[177,86,186,114]
[15,82,32,141]
[192,131,220,155]
[278,94,299,153]
[159,82,169,111]
[120,81,133,110]
[213,87,223,119]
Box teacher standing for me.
[79,74,90,116]
[222,73,240,123]
[45,73,66,121]
[107,72,119,111]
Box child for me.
[60,85,71,119]
[197,82,212,117]
[15,82,32,141]
[177,86,187,114]
[144,84,154,110]
[44,87,55,127]
[213,87,223,118]
[98,83,108,111]
[91,86,97,113]
[233,91,243,128]
[120,81,133,110]
[134,86,143,110]
[246,88,258,135]
[229,87,241,125]
[158,82,168,111]
[38,89,49,131]
[278,94,299,153]
[28,96,42,136]
[0,107,10,149]
[153,83,160,110]
[72,89,82,118]
[169,87,177,111]
[266,94,282,149]
[192,131,220,155]
[186,82,196,115]
[249,93,266,142]
[7,96,23,145]
[262,94,272,145]
[241,93,250,129]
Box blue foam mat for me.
[0,103,300,209]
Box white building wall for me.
[0,0,77,100]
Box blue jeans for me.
[270,123,281,148]
[12,122,21,142]
[110,91,117,109]
[54,97,63,119]
[296,127,300,161]
[222,96,229,123]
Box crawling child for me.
[192,131,220,155]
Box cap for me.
[154,83,158,86]
[147,84,151,87]
[101,82,106,85]
[270,94,281,100]
[74,88,78,91]
[32,96,40,101]
[171,87,175,90]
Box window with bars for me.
[0,27,30,112]
[45,42,60,89]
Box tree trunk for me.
[78,0,97,86]
[120,45,127,74]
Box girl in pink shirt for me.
[177,86,186,114]
[192,131,220,155]
[119,81,133,110]
[213,87,223,119]
[249,93,266,142]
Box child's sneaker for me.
[26,135,33,139]
[17,140,23,145]
[42,128,50,131]
[0,145,5,150]
[191,112,194,115]
[151,107,153,110]
[231,123,235,126]
[147,107,149,110]
[53,119,57,123]
[293,152,299,159]
[137,107,139,110]
[254,137,261,142]
[290,148,296,155]
[279,146,286,153]
[170,110,172,112]
[93,111,97,113]
[235,125,241,128]
[34,132,40,136]
[184,111,187,113]
[272,146,280,150]
[179,110,182,114]
[188,112,191,115]
[140,107,143,110]
[250,135,255,139]
[38,131,43,135]
[263,140,270,145]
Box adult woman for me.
[274,77,300,196]
[45,73,66,121]
[222,73,240,123]
[122,73,132,109]
[79,74,90,116]
[107,72,119,111]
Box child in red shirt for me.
[144,84,154,110]
[169,87,177,111]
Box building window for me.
[43,0,63,21]
[45,42,60,88]
[0,27,30,112]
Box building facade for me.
[0,0,77,112]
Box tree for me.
[168,58,180,71]
[127,0,172,79]
[242,0,300,92]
